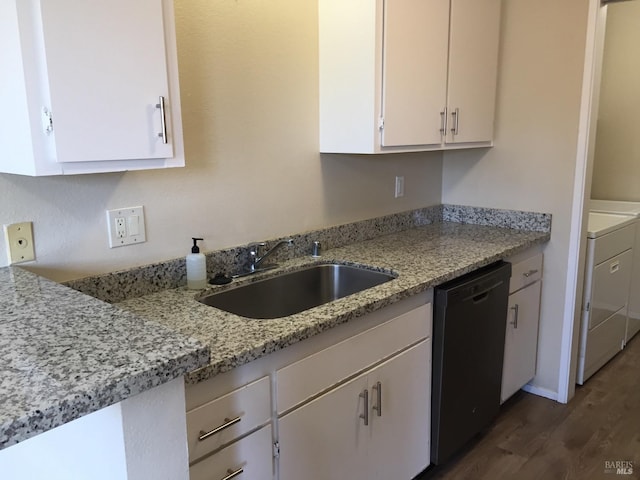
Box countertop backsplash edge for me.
[64,204,551,303]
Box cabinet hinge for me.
[273,441,280,459]
[585,302,590,312]
[42,107,53,135]
[378,117,384,130]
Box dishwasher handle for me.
[464,280,505,303]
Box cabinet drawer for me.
[591,224,635,265]
[276,303,431,414]
[509,253,543,293]
[189,425,273,480]
[187,376,271,463]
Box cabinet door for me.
[189,425,273,480]
[501,281,542,403]
[446,0,501,144]
[278,372,369,480]
[381,0,449,147]
[368,340,431,480]
[39,0,174,163]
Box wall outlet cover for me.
[106,206,146,248]
[4,222,36,264]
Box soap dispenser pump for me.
[187,237,207,290]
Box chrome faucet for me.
[248,239,294,273]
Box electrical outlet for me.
[115,217,126,238]
[106,206,146,248]
[395,176,405,198]
[4,222,36,264]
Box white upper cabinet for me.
[319,0,501,154]
[1,0,184,175]
[445,0,501,145]
[380,0,449,148]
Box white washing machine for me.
[590,199,640,341]
[577,212,636,385]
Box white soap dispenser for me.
[187,237,207,290]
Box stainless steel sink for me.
[197,263,396,319]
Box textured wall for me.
[441,0,590,398]
[591,2,640,201]
[0,0,442,281]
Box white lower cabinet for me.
[501,281,542,403]
[367,340,431,480]
[278,340,430,480]
[185,294,432,480]
[501,252,543,403]
[278,369,369,480]
[189,426,273,480]
[276,300,432,480]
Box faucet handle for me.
[312,241,321,257]
[248,242,266,255]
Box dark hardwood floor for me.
[418,334,640,480]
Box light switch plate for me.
[395,176,405,198]
[106,206,146,248]
[4,222,36,264]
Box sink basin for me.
[197,263,396,319]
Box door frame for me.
[558,0,608,403]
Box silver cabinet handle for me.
[198,416,242,441]
[450,107,459,136]
[440,107,448,134]
[220,467,244,480]
[372,381,382,417]
[156,95,168,144]
[510,304,519,329]
[523,269,539,278]
[359,389,369,426]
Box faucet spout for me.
[250,239,294,272]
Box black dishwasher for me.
[431,260,511,465]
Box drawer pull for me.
[155,96,168,144]
[450,107,460,135]
[220,467,244,480]
[372,381,382,417]
[523,269,539,278]
[198,416,242,441]
[439,108,448,134]
[359,389,369,426]
[510,304,519,329]
[610,261,620,274]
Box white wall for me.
[0,0,443,282]
[441,0,590,398]
[591,1,640,201]
[0,378,189,480]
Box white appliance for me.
[577,212,635,384]
[590,199,640,341]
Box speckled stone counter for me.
[117,221,550,384]
[0,267,210,450]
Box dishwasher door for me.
[431,261,511,465]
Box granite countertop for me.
[0,267,210,451]
[117,221,550,385]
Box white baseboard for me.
[522,384,559,402]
